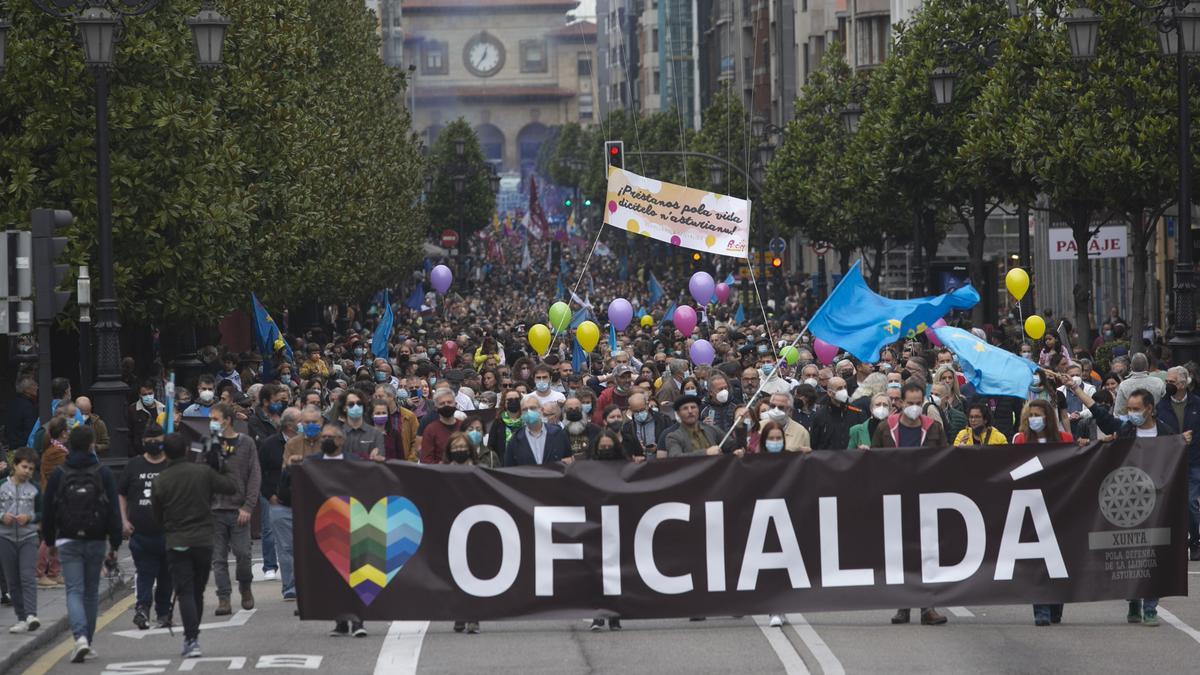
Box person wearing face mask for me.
[206,403,261,618]
[835,360,858,397]
[871,382,948,627]
[593,365,635,426]
[620,392,664,460]
[530,364,566,407]
[953,403,1007,446]
[183,376,218,418]
[503,395,570,466]
[929,383,966,441]
[760,393,812,453]
[1114,353,1167,415]
[215,354,243,393]
[1057,364,1098,442]
[118,424,172,631]
[1157,366,1200,561]
[808,377,865,451]
[487,390,526,464]
[125,381,163,457]
[848,394,892,449]
[442,431,483,634]
[337,391,385,462]
[247,385,289,449]
[562,398,602,458]
[258,407,300,598]
[700,374,737,433]
[418,389,463,464]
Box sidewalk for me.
[0,551,132,674]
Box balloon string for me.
[745,258,778,353]
[715,322,812,451]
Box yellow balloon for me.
[1025,314,1046,341]
[1006,268,1030,301]
[640,314,654,328]
[576,320,600,353]
[528,323,552,354]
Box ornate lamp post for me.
[4,1,232,454]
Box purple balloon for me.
[689,339,715,366]
[673,305,698,338]
[431,264,453,295]
[715,282,731,304]
[688,272,715,305]
[608,298,634,331]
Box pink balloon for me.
[926,318,948,347]
[673,305,698,338]
[442,340,459,365]
[813,338,839,365]
[715,282,731,304]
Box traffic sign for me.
[769,237,787,254]
[811,240,831,255]
[440,229,459,249]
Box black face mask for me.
[1166,383,1179,398]
[145,442,164,456]
[321,438,339,455]
[505,399,521,414]
[438,405,457,419]
[606,421,624,433]
[565,409,583,422]
[449,449,472,464]
[595,444,618,460]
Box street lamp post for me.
[1066,2,1200,364]
[78,265,92,390]
[6,0,231,455]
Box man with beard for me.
[562,397,601,457]
[593,365,635,425]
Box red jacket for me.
[1012,431,1073,444]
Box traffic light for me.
[1,230,33,335]
[564,197,573,208]
[771,257,782,268]
[605,140,624,169]
[31,208,73,322]
[584,198,592,207]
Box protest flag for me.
[933,326,1037,397]
[648,272,664,305]
[372,294,394,359]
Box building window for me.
[802,41,810,84]
[577,52,592,76]
[653,69,661,94]
[421,40,448,75]
[855,15,890,67]
[521,40,547,73]
[579,94,594,120]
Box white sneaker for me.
[263,569,278,581]
[71,637,91,663]
[26,616,39,631]
[8,620,29,634]
[768,614,785,628]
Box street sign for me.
[810,241,831,255]
[440,229,459,249]
[769,236,787,254]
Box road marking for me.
[373,621,430,675]
[21,593,136,675]
[752,615,810,674]
[113,609,256,639]
[785,614,845,675]
[1158,606,1200,646]
[947,606,975,618]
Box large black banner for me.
[293,439,1189,620]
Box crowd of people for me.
[1,231,1198,659]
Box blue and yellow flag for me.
[933,326,1037,397]
[806,261,979,363]
[648,272,664,305]
[251,293,293,367]
[373,294,394,359]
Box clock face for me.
[464,34,505,77]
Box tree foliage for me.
[424,118,496,240]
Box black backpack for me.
[56,464,109,539]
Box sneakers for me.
[26,615,40,631]
[589,619,605,631]
[215,597,232,617]
[156,616,173,630]
[768,614,786,628]
[133,606,149,630]
[240,584,256,611]
[608,619,621,631]
[38,576,63,588]
[282,591,296,601]
[465,622,480,634]
[453,622,466,633]
[1143,610,1161,627]
[890,609,911,624]
[8,619,33,634]
[1127,601,1142,624]
[263,569,279,581]
[70,637,91,663]
[182,639,203,658]
[329,621,350,637]
[1,592,10,606]
[352,621,368,638]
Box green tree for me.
[424,119,495,241]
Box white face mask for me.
[198,390,215,404]
[833,389,849,403]
[872,405,890,420]
[1071,376,1082,388]
[767,408,788,424]
[930,394,942,407]
[803,378,818,387]
[902,404,923,421]
[714,389,730,404]
[1027,416,1045,432]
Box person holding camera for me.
[207,403,261,617]
[152,433,237,658]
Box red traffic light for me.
[610,146,619,155]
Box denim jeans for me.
[129,532,173,619]
[268,504,294,597]
[211,511,252,598]
[59,539,107,641]
[1188,463,1200,546]
[259,496,277,572]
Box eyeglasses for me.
[501,382,514,388]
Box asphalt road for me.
[12,556,1200,674]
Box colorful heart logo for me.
[314,496,423,606]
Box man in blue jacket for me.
[1157,366,1200,561]
[42,426,123,663]
[504,395,571,467]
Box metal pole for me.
[912,206,925,297]
[88,67,132,456]
[1170,35,1199,365]
[1018,201,1032,315]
